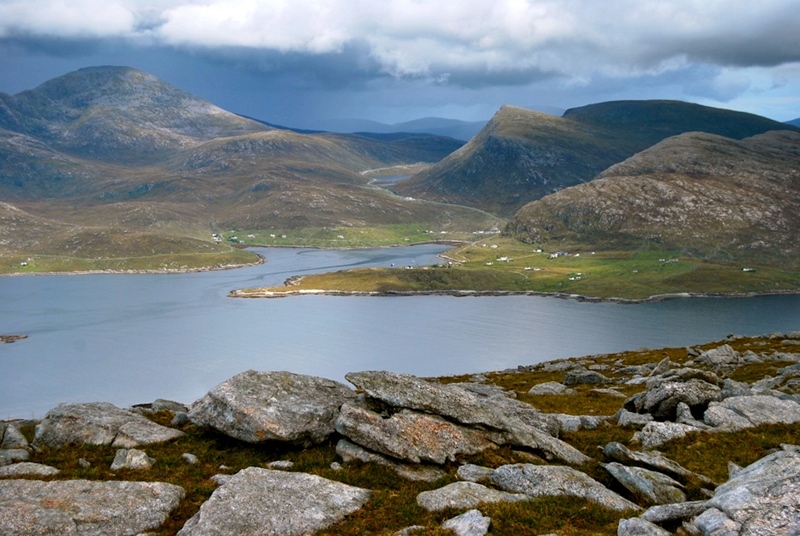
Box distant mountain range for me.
[393,101,800,216]
[308,117,488,142]
[0,66,498,265]
[787,118,800,127]
[1,65,797,271]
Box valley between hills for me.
[1,66,799,299]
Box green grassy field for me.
[238,237,800,300]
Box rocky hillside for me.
[2,333,799,534]
[505,130,800,266]
[394,101,800,216]
[0,67,501,270]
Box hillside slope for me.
[505,130,800,266]
[394,101,800,216]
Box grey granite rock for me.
[564,368,611,386]
[639,379,721,420]
[603,462,686,505]
[335,439,446,482]
[0,479,184,535]
[177,467,370,536]
[0,449,29,466]
[0,462,59,477]
[492,463,640,512]
[634,422,699,450]
[615,409,654,429]
[528,381,575,395]
[457,463,495,483]
[441,509,491,536]
[110,448,155,471]
[703,395,800,431]
[640,500,708,524]
[0,423,28,450]
[617,517,671,536]
[550,413,609,432]
[416,481,527,512]
[336,403,499,464]
[189,370,355,446]
[603,442,715,486]
[33,402,183,449]
[687,447,800,536]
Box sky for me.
[1,0,799,129]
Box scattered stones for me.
[336,439,446,482]
[182,453,198,465]
[78,458,91,468]
[189,370,355,446]
[441,509,491,536]
[550,413,609,432]
[616,408,654,428]
[177,467,371,536]
[491,464,640,512]
[603,462,686,505]
[528,381,575,395]
[416,481,527,512]
[0,462,59,477]
[335,403,499,464]
[110,448,155,471]
[32,402,183,449]
[0,479,184,535]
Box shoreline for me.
[0,253,267,278]
[228,286,800,304]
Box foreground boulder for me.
[687,446,800,535]
[703,395,800,430]
[32,402,183,448]
[335,403,499,464]
[189,370,355,446]
[178,467,371,535]
[0,479,184,535]
[491,463,640,512]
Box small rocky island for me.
[1,332,799,535]
[0,335,27,344]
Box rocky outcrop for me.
[491,463,640,512]
[177,467,371,536]
[0,479,184,535]
[603,462,686,505]
[189,370,355,446]
[32,402,183,448]
[343,370,588,465]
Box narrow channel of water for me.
[2,245,798,418]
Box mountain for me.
[787,118,800,127]
[393,101,800,216]
[312,117,487,141]
[0,67,500,269]
[505,130,800,265]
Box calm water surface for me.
[2,245,799,418]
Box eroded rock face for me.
[189,370,355,446]
[32,402,183,448]
[335,403,499,464]
[688,446,800,536]
[491,463,640,512]
[177,467,371,536]
[0,479,184,535]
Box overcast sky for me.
[1,0,799,129]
